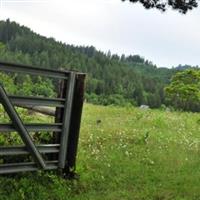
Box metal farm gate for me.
[0,61,86,176]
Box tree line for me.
[0,19,199,111]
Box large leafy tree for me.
[165,69,200,112]
[122,0,198,13]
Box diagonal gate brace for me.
[0,85,46,169]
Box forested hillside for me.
[0,19,195,108]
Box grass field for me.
[0,104,200,200]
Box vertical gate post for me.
[58,72,76,169]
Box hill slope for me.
[0,19,194,107]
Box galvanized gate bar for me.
[0,85,46,169]
[58,72,76,169]
[9,96,65,107]
[0,161,58,174]
[0,123,62,132]
[0,144,60,155]
[0,61,69,79]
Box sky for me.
[0,0,200,68]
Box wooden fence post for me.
[65,73,86,176]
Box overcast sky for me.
[0,0,200,67]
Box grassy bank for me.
[0,104,200,200]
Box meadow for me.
[0,103,200,200]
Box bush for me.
[165,69,200,112]
[85,93,136,107]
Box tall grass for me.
[0,104,200,200]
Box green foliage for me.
[86,93,136,106]
[0,73,17,93]
[165,69,200,112]
[0,73,55,97]
[31,77,55,97]
[123,0,198,14]
[0,105,54,146]
[104,94,133,106]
